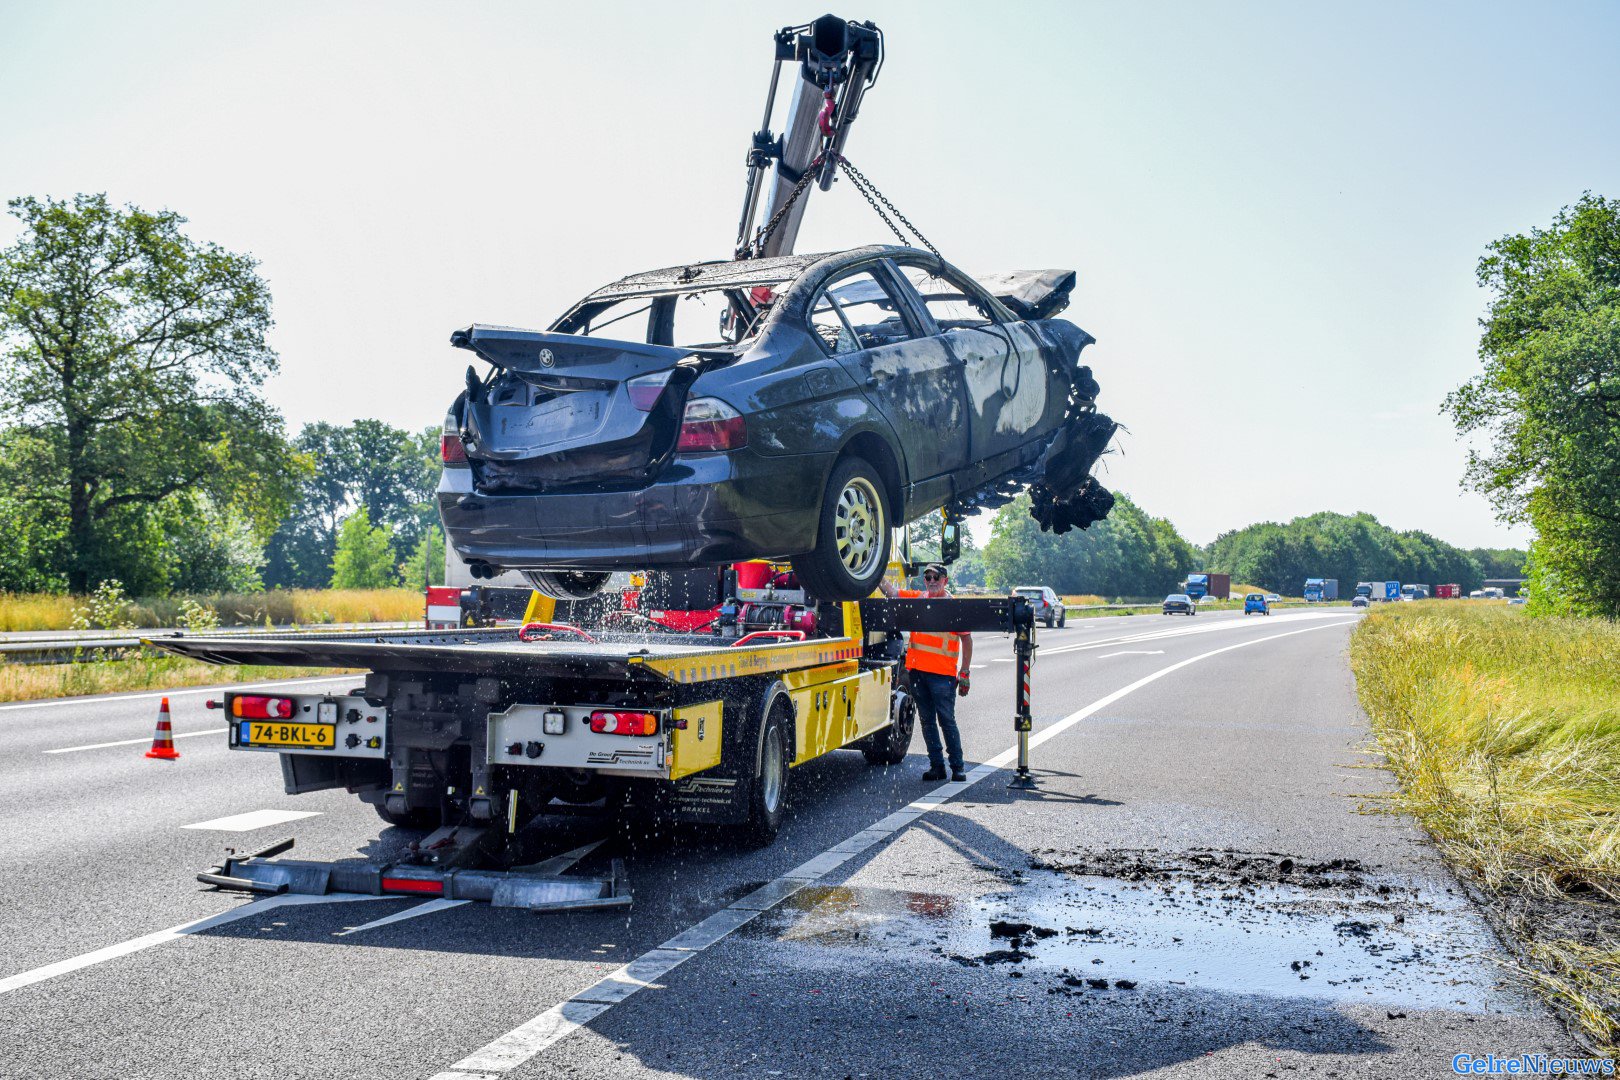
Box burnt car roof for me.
[585,245,897,301]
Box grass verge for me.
[0,657,360,703]
[1348,603,1620,1054]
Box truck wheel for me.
[791,457,891,602]
[861,681,916,766]
[523,570,612,600]
[373,803,441,830]
[741,697,794,846]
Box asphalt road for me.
[0,609,1578,1079]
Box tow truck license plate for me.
[238,721,335,749]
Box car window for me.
[809,270,914,356]
[898,264,999,332]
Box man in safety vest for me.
[881,562,973,782]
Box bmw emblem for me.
[538,348,555,368]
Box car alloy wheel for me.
[834,476,884,582]
[792,456,891,601]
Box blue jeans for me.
[909,670,963,773]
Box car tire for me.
[1058,611,1066,627]
[791,456,891,602]
[740,696,794,846]
[373,802,441,830]
[860,680,916,766]
[1045,614,1056,629]
[523,570,612,600]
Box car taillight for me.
[677,398,747,452]
[626,371,674,412]
[232,695,297,719]
[588,710,659,736]
[441,407,468,465]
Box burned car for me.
[440,245,1117,602]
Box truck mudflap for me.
[198,833,631,913]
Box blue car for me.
[1243,593,1270,616]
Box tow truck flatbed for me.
[149,625,864,684]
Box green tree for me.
[1444,193,1620,616]
[982,493,1197,598]
[330,508,398,589]
[0,194,297,593]
[401,524,446,588]
[1206,511,1486,595]
[265,421,441,588]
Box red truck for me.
[1434,584,1461,599]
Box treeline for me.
[1205,512,1520,595]
[979,493,1199,597]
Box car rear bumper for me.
[439,449,832,570]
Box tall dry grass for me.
[1349,603,1620,1051]
[0,588,423,632]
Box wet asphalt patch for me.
[740,849,1532,1016]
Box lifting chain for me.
[833,155,941,260]
[744,151,942,262]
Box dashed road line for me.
[425,618,1355,1080]
[181,809,321,832]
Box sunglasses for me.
[922,572,942,582]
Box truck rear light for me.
[588,710,659,736]
[626,371,674,411]
[232,695,296,720]
[677,398,747,452]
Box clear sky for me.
[4,1,1617,548]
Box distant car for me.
[1163,593,1196,616]
[1351,595,1371,608]
[438,245,1117,602]
[1507,595,1527,605]
[1263,593,1280,604]
[1014,585,1065,628]
[1197,594,1219,605]
[1243,593,1270,615]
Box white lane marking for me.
[181,809,321,832]
[1039,610,1354,657]
[0,675,355,714]
[990,658,1014,663]
[427,618,1355,1079]
[1097,650,1165,658]
[334,898,470,937]
[334,840,608,937]
[0,893,381,997]
[44,728,227,754]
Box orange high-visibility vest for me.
[898,589,962,677]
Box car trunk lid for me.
[451,324,703,494]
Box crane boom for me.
[735,14,883,260]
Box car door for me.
[893,259,1058,475]
[808,265,969,484]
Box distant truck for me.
[1400,584,1430,601]
[1434,584,1461,599]
[1355,582,1375,601]
[1183,573,1231,601]
[1303,578,1339,603]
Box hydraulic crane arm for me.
[735,14,883,260]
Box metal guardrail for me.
[0,623,418,665]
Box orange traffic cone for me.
[145,697,180,760]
